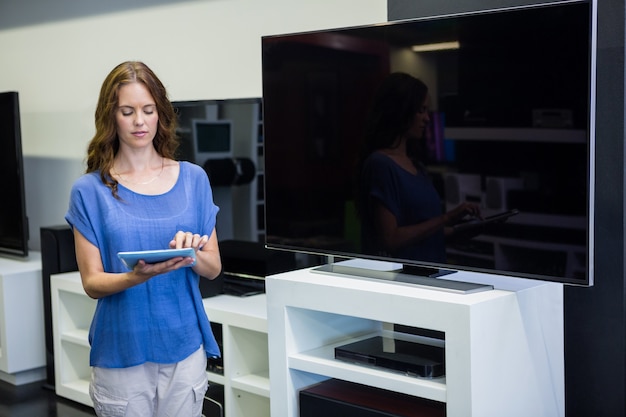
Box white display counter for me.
[0,252,46,385]
[51,271,269,417]
[266,260,564,417]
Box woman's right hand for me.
[446,202,482,224]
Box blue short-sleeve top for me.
[65,161,221,368]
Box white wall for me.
[0,0,387,250]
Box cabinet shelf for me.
[60,379,91,405]
[60,329,90,347]
[231,370,270,397]
[207,372,226,386]
[56,339,91,406]
[51,272,96,407]
[289,332,447,402]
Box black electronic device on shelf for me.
[40,225,79,389]
[335,336,445,379]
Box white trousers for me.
[89,345,208,417]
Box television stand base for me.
[313,262,493,294]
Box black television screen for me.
[0,91,29,257]
[262,1,595,286]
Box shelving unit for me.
[222,99,265,243]
[0,252,46,385]
[173,98,265,243]
[50,271,95,406]
[266,260,565,417]
[203,293,270,417]
[50,271,269,417]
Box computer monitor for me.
[192,119,233,164]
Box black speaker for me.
[40,225,78,389]
[203,158,256,186]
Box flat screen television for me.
[261,1,596,286]
[0,91,29,257]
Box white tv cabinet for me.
[266,261,564,417]
[0,252,46,385]
[50,271,269,416]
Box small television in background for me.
[192,119,233,165]
[262,1,595,286]
[0,91,29,257]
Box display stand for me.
[50,271,270,416]
[50,271,96,406]
[266,260,564,417]
[0,252,46,385]
[314,262,492,293]
[203,294,270,417]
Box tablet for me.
[117,248,196,269]
[453,209,519,233]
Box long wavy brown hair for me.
[86,61,179,198]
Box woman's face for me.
[407,95,431,140]
[115,82,159,149]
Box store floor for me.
[0,380,95,417]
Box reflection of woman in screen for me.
[356,72,479,263]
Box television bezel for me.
[0,91,29,258]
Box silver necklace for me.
[113,158,164,185]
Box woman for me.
[357,72,480,264]
[65,61,221,417]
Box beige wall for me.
[0,0,386,159]
[0,0,386,250]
